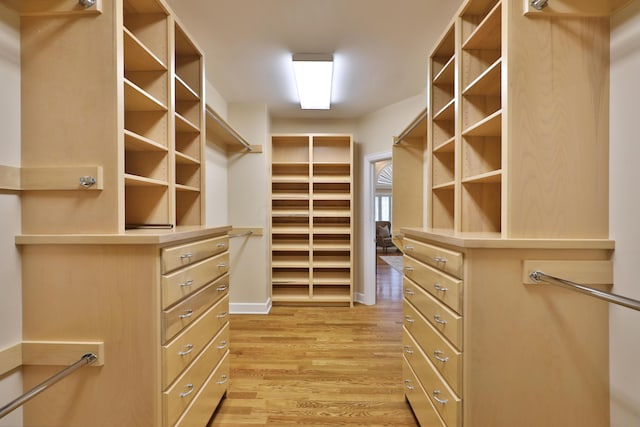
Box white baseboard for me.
[229,298,272,314]
[354,292,373,306]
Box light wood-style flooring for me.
[209,254,417,426]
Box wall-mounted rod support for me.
[79,0,96,8]
[0,353,97,420]
[229,230,253,238]
[529,270,640,312]
[531,0,549,10]
[205,107,253,152]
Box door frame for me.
[361,150,392,306]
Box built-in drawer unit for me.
[404,255,463,314]
[403,358,446,427]
[403,301,462,395]
[162,235,229,273]
[403,237,463,279]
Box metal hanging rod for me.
[205,107,253,152]
[394,109,428,144]
[529,271,640,312]
[229,230,253,238]
[0,353,97,420]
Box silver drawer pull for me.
[403,266,414,272]
[217,243,226,248]
[216,284,229,292]
[180,253,193,260]
[434,283,448,292]
[405,245,414,251]
[179,383,194,398]
[432,390,448,405]
[403,379,415,391]
[217,374,229,385]
[180,279,194,288]
[403,345,414,355]
[178,344,194,356]
[434,350,449,363]
[404,289,414,296]
[404,315,415,324]
[216,340,228,350]
[217,311,228,319]
[179,309,193,319]
[217,262,227,268]
[434,256,448,264]
[433,314,447,325]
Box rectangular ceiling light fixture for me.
[292,53,333,110]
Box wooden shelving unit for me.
[270,134,353,306]
[424,0,609,239]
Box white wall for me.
[0,4,22,427]
[226,103,272,312]
[609,3,640,425]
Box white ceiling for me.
[166,0,464,119]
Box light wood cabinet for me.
[270,134,354,306]
[19,0,204,234]
[425,0,609,238]
[401,230,613,427]
[17,227,230,427]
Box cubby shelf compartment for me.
[124,79,168,112]
[462,1,502,49]
[463,110,502,137]
[123,28,167,72]
[124,129,167,152]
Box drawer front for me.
[404,256,463,314]
[403,238,463,279]
[174,353,229,427]
[162,236,229,274]
[403,302,462,395]
[402,358,446,427]
[163,336,229,427]
[404,340,461,427]
[162,252,230,309]
[404,277,462,350]
[163,279,229,343]
[163,311,229,388]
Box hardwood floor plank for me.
[209,256,417,426]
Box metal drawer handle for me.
[216,340,228,350]
[405,245,414,251]
[403,266,414,272]
[434,350,449,363]
[217,374,229,385]
[403,345,414,355]
[404,315,415,324]
[432,390,448,405]
[403,379,415,390]
[434,283,448,292]
[217,311,228,319]
[178,344,194,356]
[217,243,226,248]
[179,309,193,319]
[404,289,414,296]
[434,256,448,264]
[433,314,447,325]
[216,284,229,292]
[179,383,194,398]
[217,262,227,268]
[180,279,194,288]
[180,253,193,260]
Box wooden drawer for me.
[162,236,229,274]
[403,301,462,395]
[162,252,229,309]
[174,353,229,427]
[404,340,461,427]
[404,256,463,314]
[402,358,446,427]
[163,310,229,388]
[163,335,229,427]
[163,279,229,343]
[403,238,463,279]
[404,277,462,350]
